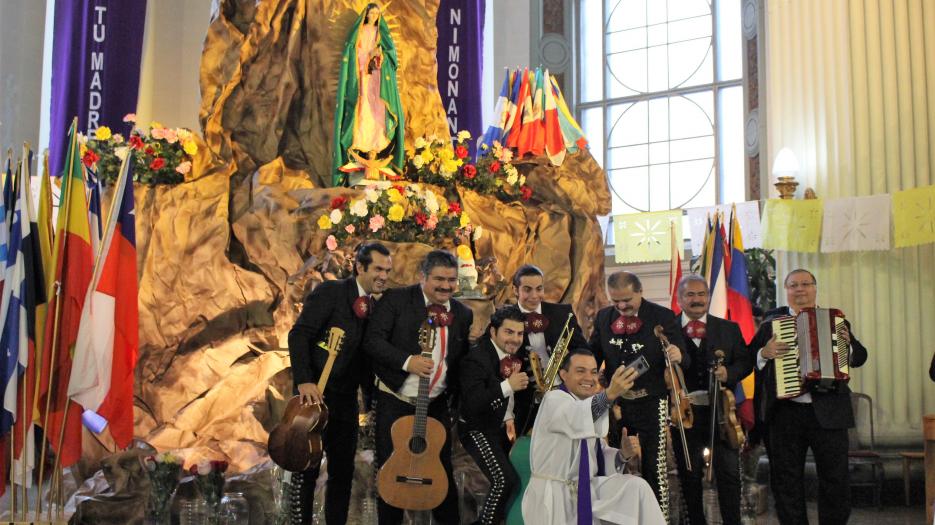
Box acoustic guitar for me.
[268,326,344,472]
[376,319,448,510]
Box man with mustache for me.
[458,305,528,525]
[521,348,666,525]
[365,250,473,525]
[511,264,588,434]
[672,275,753,525]
[287,241,392,525]
[749,269,867,525]
[589,271,687,520]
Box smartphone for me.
[622,356,650,378]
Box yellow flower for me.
[388,203,405,222]
[80,143,88,157]
[415,137,428,149]
[420,149,434,163]
[441,160,459,175]
[150,120,164,130]
[456,244,473,260]
[317,214,333,229]
[183,140,198,156]
[94,126,112,141]
[387,187,405,203]
[438,148,454,162]
[459,212,471,228]
[457,130,472,142]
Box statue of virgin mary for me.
[332,3,405,186]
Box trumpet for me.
[529,313,575,395]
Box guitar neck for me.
[318,349,338,392]
[316,327,345,392]
[414,350,433,440]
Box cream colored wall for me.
[0,1,47,151]
[134,0,212,132]
[766,0,935,446]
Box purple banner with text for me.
[49,0,147,178]
[435,0,485,150]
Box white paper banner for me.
[820,194,891,252]
[686,201,762,254]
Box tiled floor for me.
[757,501,926,524]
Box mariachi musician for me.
[364,250,473,525]
[458,306,528,525]
[750,269,868,524]
[510,264,587,433]
[286,242,393,525]
[672,275,753,525]
[589,271,688,520]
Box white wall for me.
[490,0,531,105]
[0,1,48,152]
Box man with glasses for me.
[749,269,868,525]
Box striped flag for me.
[86,166,104,260]
[69,154,138,448]
[706,215,728,318]
[37,120,94,468]
[542,70,566,166]
[480,69,513,151]
[669,220,682,314]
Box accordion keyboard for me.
[772,316,802,399]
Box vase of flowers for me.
[142,452,182,525]
[79,113,199,186]
[190,460,229,525]
[316,183,475,251]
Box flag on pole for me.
[707,215,728,318]
[669,220,683,314]
[725,206,757,430]
[480,69,513,151]
[37,120,94,468]
[0,155,11,299]
[86,166,104,260]
[69,154,138,448]
[505,68,530,149]
[542,69,566,166]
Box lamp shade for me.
[772,147,800,176]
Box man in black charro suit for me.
[750,268,868,525]
[364,249,473,525]
[287,242,392,525]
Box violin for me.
[268,327,344,472]
[654,325,694,471]
[712,350,744,451]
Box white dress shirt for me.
[681,313,709,398]
[519,303,548,363]
[400,294,451,399]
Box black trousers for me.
[672,405,742,525]
[375,391,459,525]
[617,395,669,519]
[291,396,359,525]
[459,427,519,525]
[765,401,850,525]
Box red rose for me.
[447,202,462,215]
[489,161,501,173]
[330,196,348,209]
[393,185,406,195]
[415,212,428,226]
[82,149,99,168]
[520,185,533,201]
[129,135,144,150]
[150,157,166,170]
[145,146,155,156]
[455,145,468,159]
[462,164,477,179]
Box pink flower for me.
[163,128,179,144]
[151,127,167,140]
[175,161,192,175]
[344,224,356,234]
[326,235,338,251]
[425,215,439,231]
[123,113,137,123]
[369,215,385,232]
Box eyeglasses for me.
[785,282,816,290]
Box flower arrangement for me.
[405,131,531,202]
[79,113,198,185]
[189,459,229,524]
[316,183,473,250]
[141,452,182,525]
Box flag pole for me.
[36,118,78,521]
[20,143,32,521]
[50,397,72,521]
[20,369,29,521]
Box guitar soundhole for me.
[408,436,427,454]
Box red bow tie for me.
[684,319,706,339]
[525,312,549,334]
[353,295,374,319]
[500,355,523,379]
[427,304,453,327]
[611,315,642,335]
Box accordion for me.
[771,307,850,399]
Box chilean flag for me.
[68,154,138,449]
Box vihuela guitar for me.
[376,319,448,510]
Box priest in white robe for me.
[522,348,665,525]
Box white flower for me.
[519,174,526,186]
[114,146,129,161]
[457,130,471,142]
[350,198,369,218]
[473,225,484,241]
[364,187,379,203]
[329,208,344,224]
[77,133,88,145]
[412,155,425,169]
[415,137,428,149]
[506,171,518,186]
[424,191,440,214]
